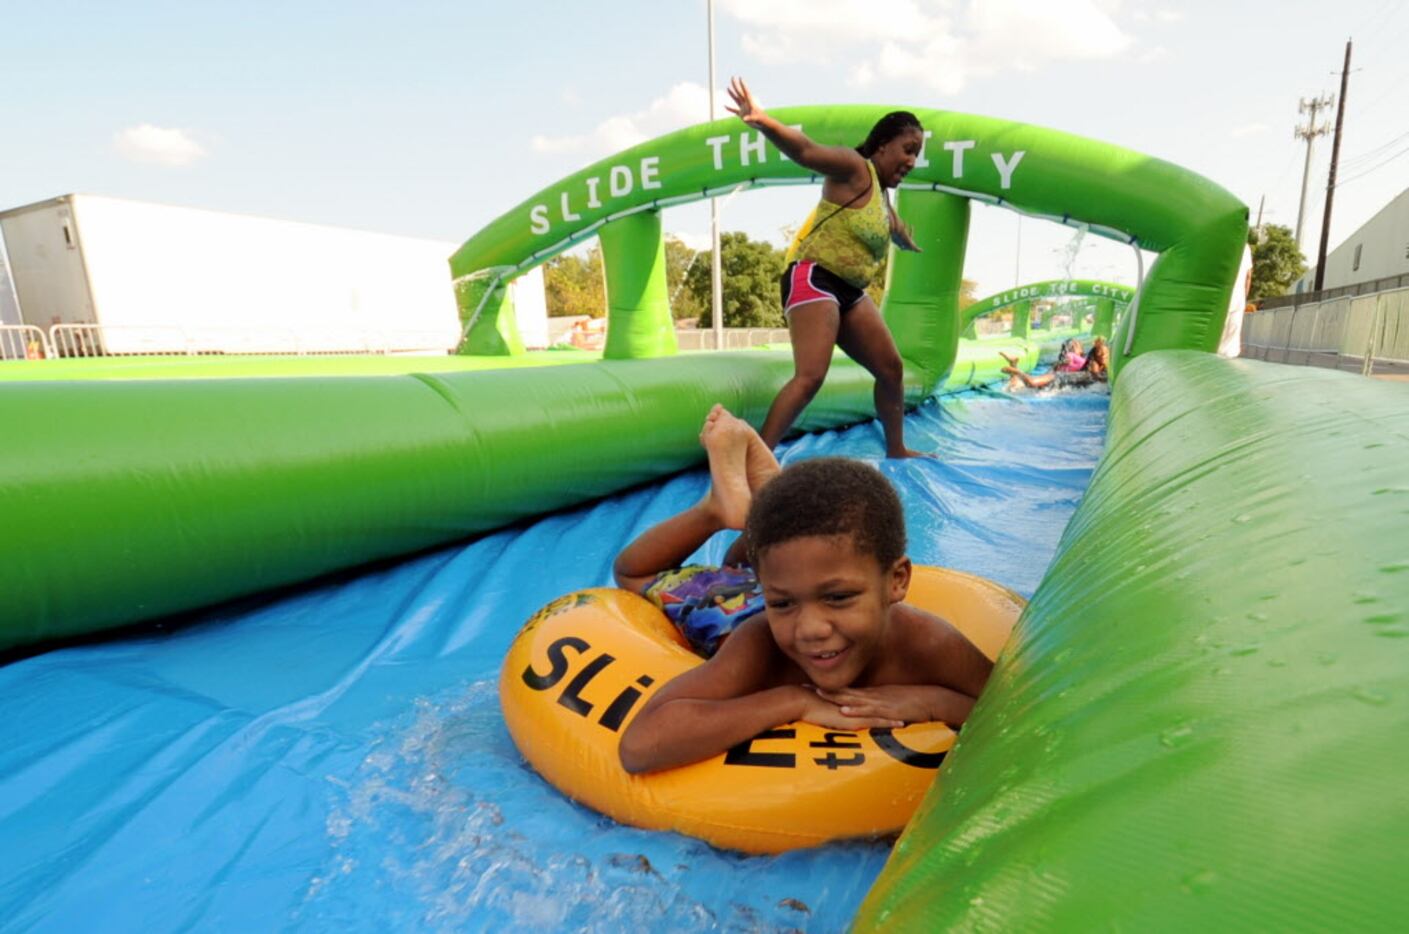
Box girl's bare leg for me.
[836,297,928,458]
[1001,366,1056,390]
[759,300,841,448]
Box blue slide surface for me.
[0,388,1107,932]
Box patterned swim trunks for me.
[641,564,767,657]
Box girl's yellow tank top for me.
[785,161,890,288]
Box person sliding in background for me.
[725,77,930,459]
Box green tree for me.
[542,247,604,317]
[958,277,978,310]
[687,231,787,328]
[1248,224,1307,301]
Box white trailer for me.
[0,194,479,356]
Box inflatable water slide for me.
[1,105,1405,931]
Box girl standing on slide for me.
[725,77,927,458]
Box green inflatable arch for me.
[963,278,1134,339]
[452,105,1246,376]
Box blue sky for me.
[4,0,1407,297]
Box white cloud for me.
[113,123,207,166]
[532,82,714,156]
[723,0,1158,95]
[1230,122,1269,138]
[1155,9,1183,22]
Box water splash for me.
[298,683,882,932]
[1058,224,1088,284]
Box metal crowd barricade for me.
[37,324,462,358]
[0,324,55,360]
[1244,286,1409,377]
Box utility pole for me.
[707,0,724,350]
[1293,94,1333,251]
[1254,194,1265,241]
[1314,39,1352,292]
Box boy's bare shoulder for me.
[886,601,993,695]
[891,601,958,647]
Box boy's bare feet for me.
[998,351,1020,367]
[743,424,781,493]
[699,405,755,530]
[887,446,937,459]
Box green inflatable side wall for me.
[0,353,932,651]
[855,353,1409,931]
[0,323,1081,652]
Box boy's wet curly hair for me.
[745,457,907,569]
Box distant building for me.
[1297,186,1409,292]
[0,193,548,357]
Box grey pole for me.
[1314,40,1352,292]
[1294,95,1332,252]
[707,0,724,350]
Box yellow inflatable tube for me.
[499,565,1023,853]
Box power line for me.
[1351,0,1401,39]
[1339,126,1409,167]
[1336,142,1409,187]
[1349,62,1409,121]
[1346,3,1409,70]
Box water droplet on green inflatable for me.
[1379,561,1409,574]
[1160,724,1195,748]
[1232,513,1252,524]
[1181,869,1218,893]
[1351,687,1391,706]
[1375,627,1409,639]
[1363,612,1400,625]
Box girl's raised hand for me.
[725,77,766,127]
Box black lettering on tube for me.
[521,636,590,691]
[557,653,616,716]
[813,751,866,770]
[724,728,797,768]
[870,728,948,769]
[597,674,656,732]
[809,731,862,749]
